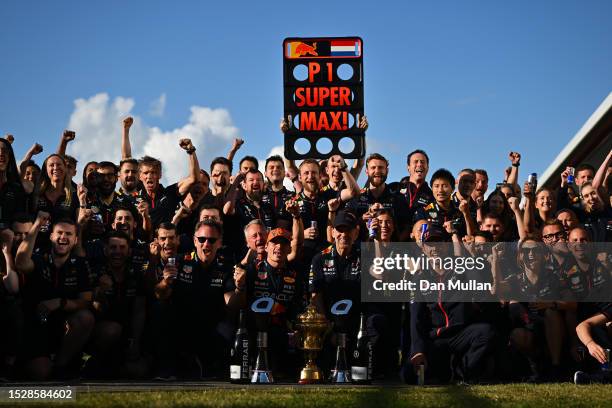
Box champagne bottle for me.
[230,310,250,383]
[351,313,372,384]
[330,333,351,383]
[251,331,273,383]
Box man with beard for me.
[262,155,296,221]
[153,220,237,379]
[90,161,144,232]
[224,169,276,257]
[416,169,476,238]
[347,153,410,240]
[117,158,140,199]
[136,138,200,228]
[86,231,147,379]
[16,213,95,380]
[210,157,233,206]
[397,149,434,219]
[117,115,140,199]
[471,169,489,203]
[145,223,182,294]
[292,159,356,265]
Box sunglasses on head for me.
[195,236,218,244]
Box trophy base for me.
[298,364,324,384]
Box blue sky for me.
[1,0,611,185]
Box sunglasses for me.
[521,247,543,255]
[542,231,566,241]
[195,236,218,244]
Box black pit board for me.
[283,36,365,160]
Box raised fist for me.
[459,199,469,214]
[179,138,194,152]
[123,116,134,129]
[327,197,342,212]
[62,130,76,142]
[30,143,43,155]
[507,196,520,212]
[232,138,244,151]
[35,211,51,228]
[4,134,14,144]
[149,238,161,258]
[509,151,521,165]
[285,199,300,218]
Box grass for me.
[39,384,612,407]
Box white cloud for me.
[149,93,166,117]
[66,93,240,185]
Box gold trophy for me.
[296,303,329,384]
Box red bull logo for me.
[287,41,318,58]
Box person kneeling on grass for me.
[574,303,612,384]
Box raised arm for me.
[339,163,360,202]
[593,149,612,192]
[508,197,527,241]
[459,199,477,237]
[285,199,304,262]
[222,173,245,216]
[19,143,43,176]
[176,138,200,195]
[121,116,134,159]
[16,211,50,274]
[507,152,521,187]
[522,181,536,234]
[56,130,75,157]
[227,138,244,163]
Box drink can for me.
[567,167,575,185]
[603,349,610,371]
[167,257,176,267]
[367,219,376,239]
[419,223,428,243]
[311,221,317,230]
[417,364,425,385]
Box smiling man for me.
[152,219,237,379]
[16,212,94,381]
[415,168,476,238]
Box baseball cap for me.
[267,228,291,243]
[422,225,450,243]
[333,210,358,229]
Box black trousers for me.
[409,323,496,383]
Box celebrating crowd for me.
[0,116,611,384]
